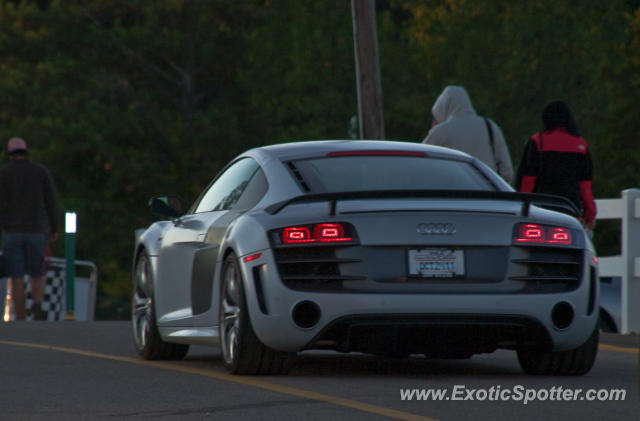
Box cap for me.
[7,137,28,153]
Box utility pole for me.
[351,0,384,140]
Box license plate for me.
[408,248,465,278]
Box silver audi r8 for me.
[132,140,599,375]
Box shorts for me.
[2,232,47,278]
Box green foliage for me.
[1,0,263,308]
[237,0,357,143]
[402,0,633,165]
[1,0,638,317]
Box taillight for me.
[513,223,572,245]
[313,223,352,242]
[547,227,571,244]
[282,227,314,243]
[281,223,353,244]
[516,224,545,242]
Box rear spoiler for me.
[264,190,580,218]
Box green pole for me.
[65,212,76,319]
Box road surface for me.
[0,322,637,420]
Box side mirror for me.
[149,195,184,219]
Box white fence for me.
[595,188,640,334]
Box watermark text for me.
[400,385,626,405]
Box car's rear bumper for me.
[240,248,599,354]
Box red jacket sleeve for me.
[579,181,597,223]
[520,176,536,193]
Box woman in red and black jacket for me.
[517,100,597,230]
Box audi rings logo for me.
[416,223,456,235]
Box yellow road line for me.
[0,340,437,421]
[598,343,639,354]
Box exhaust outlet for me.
[551,301,574,330]
[292,301,321,329]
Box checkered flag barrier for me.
[25,266,67,321]
[2,256,97,322]
[3,266,67,321]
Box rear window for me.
[292,156,493,192]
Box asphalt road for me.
[0,321,637,421]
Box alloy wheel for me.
[221,260,241,365]
[132,257,152,351]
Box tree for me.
[1,0,638,316]
[1,0,263,314]
[401,0,637,196]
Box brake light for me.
[516,224,545,242]
[282,227,314,243]
[281,223,353,244]
[514,223,572,245]
[327,150,427,157]
[547,227,571,244]
[313,223,352,242]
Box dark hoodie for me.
[0,157,61,234]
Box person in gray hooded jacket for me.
[422,85,513,184]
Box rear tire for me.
[517,326,598,376]
[219,252,295,374]
[132,252,189,360]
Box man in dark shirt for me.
[0,137,60,320]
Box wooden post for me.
[351,0,384,140]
